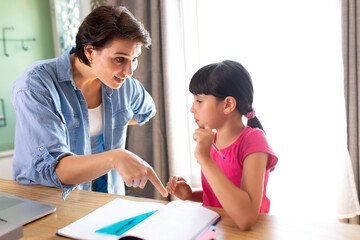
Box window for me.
[50,0,81,56]
[183,0,344,221]
[50,0,94,56]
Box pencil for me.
[212,143,226,160]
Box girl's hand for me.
[193,125,214,164]
[111,149,168,198]
[166,176,193,200]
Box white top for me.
[88,104,103,137]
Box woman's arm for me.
[199,152,267,230]
[55,149,168,197]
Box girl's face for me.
[88,38,142,89]
[190,94,226,129]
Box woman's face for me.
[87,38,142,89]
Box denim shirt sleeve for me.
[129,78,156,125]
[12,71,77,199]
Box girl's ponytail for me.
[246,108,273,170]
[246,108,264,132]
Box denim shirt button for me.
[39,146,44,151]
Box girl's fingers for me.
[177,177,187,182]
[166,176,184,194]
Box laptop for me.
[0,221,23,240]
[0,191,56,225]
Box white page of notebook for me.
[57,198,164,240]
[123,200,220,240]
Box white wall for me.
[0,150,13,180]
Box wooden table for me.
[1,179,360,240]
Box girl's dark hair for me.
[189,60,264,131]
[74,5,151,66]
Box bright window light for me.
[183,0,344,221]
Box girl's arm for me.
[166,176,203,202]
[199,152,267,230]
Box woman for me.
[11,5,168,199]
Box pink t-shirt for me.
[201,126,278,213]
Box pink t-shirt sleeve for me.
[240,128,278,170]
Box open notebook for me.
[57,198,220,240]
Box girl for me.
[166,60,278,230]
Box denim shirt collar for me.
[56,47,113,97]
[56,47,77,89]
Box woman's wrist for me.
[104,149,121,169]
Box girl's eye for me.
[196,100,202,104]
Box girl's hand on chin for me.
[193,124,214,163]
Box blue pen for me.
[212,143,225,160]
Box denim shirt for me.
[11,48,156,199]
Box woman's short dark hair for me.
[74,5,151,66]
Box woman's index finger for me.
[147,168,168,198]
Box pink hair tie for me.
[246,108,256,120]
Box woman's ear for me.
[224,96,237,114]
[84,45,94,59]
